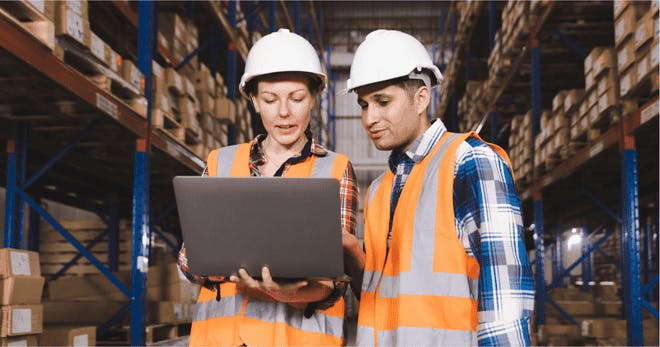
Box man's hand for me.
[229,266,332,303]
[342,231,365,298]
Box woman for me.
[178,29,359,346]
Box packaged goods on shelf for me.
[0,334,38,347]
[0,277,44,306]
[165,67,184,97]
[195,64,216,97]
[0,305,43,337]
[616,39,636,73]
[54,1,90,48]
[215,97,236,123]
[592,47,617,78]
[615,3,640,47]
[40,325,95,347]
[563,89,585,114]
[121,59,145,95]
[0,249,40,278]
[614,0,650,21]
[634,12,655,51]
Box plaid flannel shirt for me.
[388,120,535,346]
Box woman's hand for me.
[230,266,332,303]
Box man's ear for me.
[414,86,431,115]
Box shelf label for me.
[90,33,105,61]
[7,339,28,347]
[11,308,32,334]
[96,93,118,119]
[27,0,45,13]
[10,251,31,275]
[641,99,659,125]
[65,9,85,44]
[589,141,604,159]
[73,334,89,347]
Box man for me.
[342,29,535,346]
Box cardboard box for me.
[581,318,626,338]
[564,89,585,113]
[47,262,196,301]
[617,38,636,72]
[195,64,216,96]
[615,4,638,47]
[0,277,44,305]
[165,68,183,96]
[619,64,637,97]
[585,70,596,91]
[54,3,91,48]
[184,77,195,99]
[597,70,618,97]
[614,0,649,21]
[61,0,87,18]
[553,112,568,130]
[43,301,125,325]
[121,60,145,95]
[158,12,186,43]
[651,39,659,70]
[586,90,598,108]
[584,47,602,74]
[578,99,588,118]
[0,249,40,278]
[0,334,38,347]
[635,13,655,50]
[150,302,193,324]
[215,97,236,123]
[40,325,95,346]
[552,91,568,112]
[197,92,215,116]
[593,47,616,77]
[23,1,55,21]
[636,50,652,81]
[0,305,43,337]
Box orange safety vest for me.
[190,141,349,347]
[356,132,513,346]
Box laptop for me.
[173,176,344,280]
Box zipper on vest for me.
[215,282,221,301]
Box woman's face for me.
[251,73,315,148]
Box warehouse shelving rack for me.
[436,1,658,345]
[1,1,330,345]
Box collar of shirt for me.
[388,118,447,173]
[249,133,328,176]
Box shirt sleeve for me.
[178,244,216,290]
[340,161,359,236]
[314,160,360,311]
[453,138,535,346]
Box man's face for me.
[357,83,426,152]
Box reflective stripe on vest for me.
[357,132,483,346]
[191,142,347,347]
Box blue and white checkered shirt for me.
[388,119,535,346]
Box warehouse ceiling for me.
[321,1,448,51]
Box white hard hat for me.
[346,30,443,92]
[239,28,327,98]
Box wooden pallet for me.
[103,322,192,346]
[0,1,54,50]
[152,109,185,142]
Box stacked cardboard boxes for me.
[509,112,533,187]
[39,220,132,276]
[0,0,56,50]
[43,262,198,326]
[457,81,488,132]
[54,0,90,48]
[615,1,659,99]
[0,249,44,345]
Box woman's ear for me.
[414,86,431,115]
